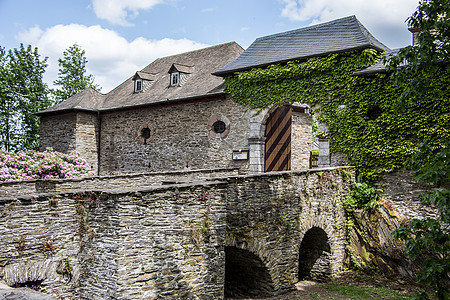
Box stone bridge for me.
[0,167,354,299]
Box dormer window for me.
[132,71,157,93]
[168,63,194,87]
[170,72,180,87]
[135,79,143,93]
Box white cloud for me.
[92,0,165,26]
[17,24,208,93]
[280,0,420,48]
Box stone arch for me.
[224,246,275,298]
[298,226,332,281]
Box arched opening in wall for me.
[225,246,274,298]
[298,227,331,281]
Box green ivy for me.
[225,49,449,180]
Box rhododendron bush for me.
[0,148,95,182]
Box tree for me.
[0,44,51,151]
[52,44,100,103]
[388,1,450,299]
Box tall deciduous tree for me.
[52,44,100,103]
[388,1,449,299]
[0,44,51,151]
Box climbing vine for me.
[225,49,449,180]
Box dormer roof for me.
[169,63,194,74]
[133,71,158,81]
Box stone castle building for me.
[38,16,387,176]
[38,42,312,176]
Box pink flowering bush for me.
[0,148,95,182]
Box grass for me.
[321,282,412,299]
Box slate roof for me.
[38,42,244,115]
[214,15,389,76]
[36,87,105,115]
[352,49,401,76]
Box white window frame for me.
[170,72,180,86]
[135,79,143,93]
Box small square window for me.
[171,72,179,86]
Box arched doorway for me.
[298,227,331,281]
[265,105,292,172]
[225,246,274,298]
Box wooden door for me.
[265,105,292,172]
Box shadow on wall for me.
[298,227,331,282]
[225,246,274,298]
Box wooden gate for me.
[265,105,292,172]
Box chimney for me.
[408,28,421,46]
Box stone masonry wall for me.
[40,113,77,153]
[0,168,239,198]
[291,111,312,170]
[225,168,350,294]
[0,167,354,299]
[99,95,251,175]
[75,112,99,173]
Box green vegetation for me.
[0,43,100,151]
[343,182,380,213]
[387,1,449,299]
[0,44,51,151]
[322,282,411,300]
[225,45,448,182]
[52,43,101,103]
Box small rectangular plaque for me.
[232,149,249,160]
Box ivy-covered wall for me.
[225,49,449,180]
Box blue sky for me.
[0,0,419,92]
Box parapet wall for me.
[0,168,239,198]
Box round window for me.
[138,124,153,144]
[208,115,230,139]
[213,121,226,134]
[141,127,151,140]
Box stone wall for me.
[40,113,77,153]
[99,95,251,175]
[291,111,312,170]
[39,98,313,177]
[0,167,354,299]
[75,112,99,173]
[0,168,239,198]
[40,112,99,173]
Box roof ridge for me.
[354,18,389,50]
[153,41,240,62]
[255,15,357,42]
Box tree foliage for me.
[388,1,450,298]
[52,44,100,103]
[0,44,51,151]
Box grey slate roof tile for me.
[214,15,389,76]
[352,49,401,76]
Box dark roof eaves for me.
[98,91,227,113]
[36,107,99,117]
